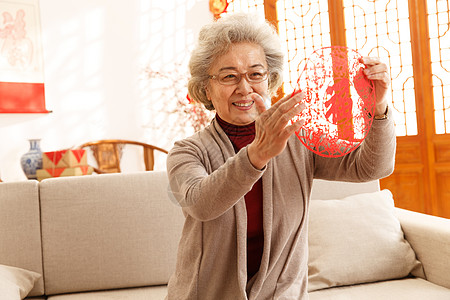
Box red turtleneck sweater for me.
[216,115,264,279]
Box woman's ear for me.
[205,86,212,101]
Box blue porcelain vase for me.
[20,139,43,180]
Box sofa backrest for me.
[0,171,381,297]
[0,180,45,297]
[39,171,185,295]
[310,179,380,200]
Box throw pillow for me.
[0,264,41,299]
[308,189,422,292]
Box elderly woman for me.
[166,13,395,299]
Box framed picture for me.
[0,0,49,113]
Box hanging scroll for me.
[0,0,48,113]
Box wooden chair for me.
[78,139,168,174]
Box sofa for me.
[0,171,449,299]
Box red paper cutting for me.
[292,46,376,157]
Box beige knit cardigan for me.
[166,111,395,300]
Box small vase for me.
[20,139,43,180]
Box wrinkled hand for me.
[247,92,306,169]
[361,57,390,115]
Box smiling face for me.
[206,42,269,126]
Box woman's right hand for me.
[247,92,306,169]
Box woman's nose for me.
[235,76,253,94]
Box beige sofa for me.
[0,171,449,299]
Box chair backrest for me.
[78,139,168,173]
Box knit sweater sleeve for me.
[166,127,264,222]
[313,108,396,182]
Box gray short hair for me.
[188,13,284,110]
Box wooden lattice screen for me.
[222,0,450,218]
[429,0,450,134]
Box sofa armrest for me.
[394,208,450,289]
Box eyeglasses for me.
[208,69,269,85]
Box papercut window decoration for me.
[293,46,375,157]
[0,0,48,113]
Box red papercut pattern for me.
[293,46,375,157]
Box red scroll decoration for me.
[0,2,49,113]
[293,46,376,157]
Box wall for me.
[0,0,212,181]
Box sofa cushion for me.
[46,285,167,299]
[40,171,184,295]
[308,189,422,292]
[0,181,44,296]
[308,278,450,300]
[0,264,41,299]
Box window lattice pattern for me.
[429,0,450,134]
[222,0,450,137]
[222,0,265,16]
[343,0,416,136]
[276,1,331,92]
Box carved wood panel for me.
[381,167,426,213]
[225,0,450,218]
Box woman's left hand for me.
[361,57,390,115]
